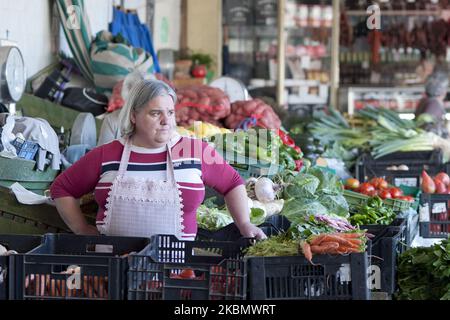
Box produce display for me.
[397,239,450,300]
[196,196,269,232]
[299,231,367,264]
[345,177,414,202]
[209,128,303,172]
[349,196,397,226]
[306,106,450,164]
[278,167,350,220]
[421,171,450,194]
[176,121,231,139]
[24,268,109,298]
[175,85,231,127]
[224,99,281,130]
[292,133,325,164]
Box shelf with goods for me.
[340,85,450,116]
[280,0,336,107]
[221,0,339,107]
[222,0,279,86]
[339,0,450,114]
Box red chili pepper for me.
[278,130,296,148]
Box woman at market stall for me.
[50,79,266,240]
[415,71,449,138]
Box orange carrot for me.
[300,241,313,263]
[339,233,364,239]
[310,242,339,254]
[337,246,363,254]
[309,235,326,246]
[315,235,354,247]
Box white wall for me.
[85,0,114,36]
[0,0,178,80]
[0,0,54,77]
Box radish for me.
[435,172,450,186]
[255,177,276,203]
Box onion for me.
[255,177,276,203]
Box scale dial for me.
[210,76,249,103]
[0,46,26,103]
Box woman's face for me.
[131,95,176,148]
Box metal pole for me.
[330,0,340,110]
[276,0,286,107]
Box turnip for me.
[264,199,285,217]
[247,197,254,210]
[255,177,276,203]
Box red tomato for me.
[345,178,360,190]
[191,65,207,78]
[370,177,389,190]
[359,182,375,195]
[389,187,403,198]
[179,268,196,279]
[398,196,414,202]
[379,180,389,190]
[379,190,392,199]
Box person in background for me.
[50,79,266,240]
[415,71,449,138]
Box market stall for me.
[0,0,449,304]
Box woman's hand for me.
[236,221,267,240]
[223,185,268,240]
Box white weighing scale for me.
[210,76,250,103]
[0,45,26,114]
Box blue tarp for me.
[109,7,160,73]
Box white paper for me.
[10,182,54,206]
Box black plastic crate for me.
[397,208,419,246]
[12,234,151,300]
[197,223,280,242]
[360,218,407,246]
[127,234,248,300]
[264,215,291,233]
[196,215,291,242]
[0,235,42,300]
[355,150,446,188]
[366,225,407,295]
[419,193,450,238]
[247,252,370,300]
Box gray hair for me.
[425,71,449,98]
[119,79,177,137]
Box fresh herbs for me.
[244,234,299,257]
[397,239,450,300]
